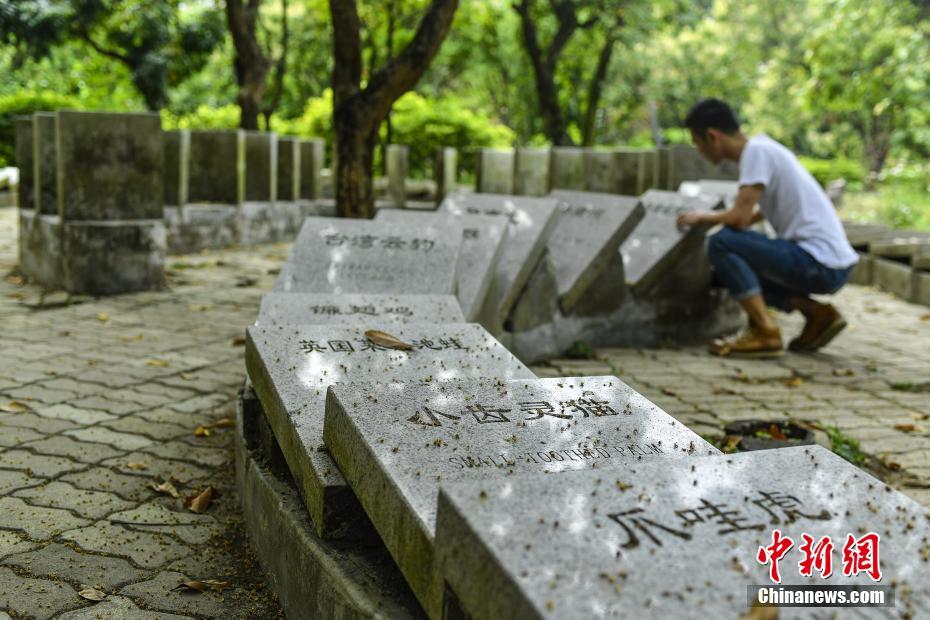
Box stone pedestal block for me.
[386,144,408,208]
[162,130,190,208]
[873,257,915,300]
[549,147,585,190]
[299,138,325,200]
[435,147,458,201]
[244,131,277,203]
[513,148,550,196]
[60,219,166,295]
[276,137,300,202]
[188,130,245,205]
[33,113,57,216]
[14,116,34,211]
[476,149,515,194]
[17,211,63,289]
[849,253,874,285]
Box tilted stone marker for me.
[549,147,585,190]
[548,191,645,313]
[273,216,462,294]
[436,445,930,620]
[188,130,245,205]
[299,138,325,200]
[514,148,550,196]
[620,189,722,294]
[256,293,466,327]
[163,129,190,208]
[476,148,515,195]
[245,323,535,538]
[276,136,300,202]
[323,376,719,619]
[376,209,506,322]
[440,192,560,322]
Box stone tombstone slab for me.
[273,216,462,294]
[244,130,277,202]
[33,113,57,216]
[245,323,535,538]
[376,209,506,321]
[14,116,34,211]
[324,376,719,619]
[616,148,646,195]
[386,144,408,208]
[582,150,618,194]
[299,138,325,200]
[547,191,645,313]
[56,111,163,220]
[436,445,930,620]
[435,147,458,201]
[188,130,245,205]
[256,293,466,327]
[679,178,740,207]
[476,148,515,195]
[668,144,739,189]
[514,148,550,196]
[549,147,585,190]
[620,189,722,294]
[162,130,190,208]
[276,136,300,202]
[869,232,930,262]
[439,192,561,321]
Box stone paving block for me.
[99,453,212,484]
[61,522,192,569]
[135,408,212,429]
[168,394,230,415]
[109,504,218,545]
[0,496,91,539]
[70,395,146,415]
[22,435,124,464]
[64,427,155,452]
[14,481,135,520]
[59,467,152,502]
[140,443,229,469]
[102,416,189,442]
[0,469,43,495]
[0,425,44,447]
[0,530,40,560]
[38,378,106,397]
[0,449,86,478]
[3,385,75,405]
[3,542,147,590]
[33,403,118,425]
[120,570,230,618]
[58,595,193,620]
[0,566,79,619]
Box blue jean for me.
[706,226,852,311]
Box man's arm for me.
[676,184,764,229]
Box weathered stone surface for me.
[549,148,585,191]
[869,232,930,261]
[187,130,244,205]
[386,144,408,208]
[667,144,739,190]
[436,445,930,620]
[324,376,718,619]
[850,252,874,286]
[842,222,889,251]
[13,481,134,520]
[435,147,458,201]
[440,193,560,321]
[58,595,191,620]
[0,496,91,539]
[235,392,424,619]
[56,111,163,220]
[14,116,34,211]
[0,566,78,620]
[273,217,462,295]
[656,146,670,189]
[620,189,722,294]
[276,136,300,202]
[476,149,514,195]
[163,130,190,207]
[547,191,644,312]
[506,251,558,333]
[376,210,506,321]
[582,149,645,195]
[872,257,915,301]
[914,270,930,307]
[244,130,277,203]
[60,522,191,569]
[299,138,325,200]
[513,148,550,197]
[245,322,535,538]
[257,292,466,327]
[3,543,146,590]
[33,112,57,216]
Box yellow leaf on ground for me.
[209,418,235,429]
[0,401,29,413]
[194,426,211,437]
[145,359,169,367]
[120,334,145,342]
[893,424,916,433]
[364,329,414,351]
[78,587,106,601]
[780,376,804,387]
[126,462,148,470]
[148,480,180,498]
[231,336,246,346]
[187,487,214,513]
[96,312,109,322]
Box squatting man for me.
[675,98,859,357]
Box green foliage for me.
[162,104,242,131]
[797,156,865,188]
[825,425,867,467]
[0,90,81,166]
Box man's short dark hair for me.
[684,98,740,138]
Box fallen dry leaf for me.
[920,314,930,322]
[188,304,212,312]
[722,435,742,452]
[149,480,180,498]
[7,291,29,300]
[172,579,229,594]
[780,376,804,387]
[832,368,855,377]
[0,401,29,413]
[194,426,211,437]
[893,424,916,433]
[96,312,109,322]
[120,334,145,342]
[769,423,787,441]
[187,487,214,513]
[660,387,677,396]
[209,418,235,429]
[145,358,169,368]
[78,587,106,601]
[883,459,902,471]
[364,329,414,351]
[231,336,246,347]
[179,372,195,380]
[126,461,148,470]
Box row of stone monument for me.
[236,191,930,619]
[844,222,930,307]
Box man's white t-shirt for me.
[739,134,858,269]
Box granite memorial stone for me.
[299,138,325,200]
[162,129,190,208]
[323,376,719,619]
[276,136,300,202]
[514,148,551,196]
[435,147,458,202]
[436,445,930,620]
[14,116,34,211]
[476,149,515,195]
[244,130,277,203]
[549,147,585,190]
[256,293,466,327]
[33,112,57,216]
[245,322,535,538]
[188,130,245,205]
[387,144,408,208]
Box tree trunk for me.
[334,108,378,218]
[581,35,615,146]
[226,0,272,131]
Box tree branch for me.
[330,0,363,106]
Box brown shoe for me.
[709,324,784,358]
[788,304,847,352]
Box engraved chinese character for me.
[519,401,572,421]
[756,529,794,584]
[410,238,435,252]
[310,305,340,315]
[466,404,511,424]
[354,234,377,249]
[385,306,413,317]
[357,338,389,352]
[607,508,692,549]
[439,337,465,350]
[408,406,461,427]
[674,499,765,535]
[382,236,406,250]
[413,338,442,351]
[464,229,479,239]
[799,534,834,578]
[328,340,354,353]
[298,339,325,353]
[324,233,348,246]
[567,392,618,417]
[841,533,882,581]
[349,304,377,316]
[752,491,831,525]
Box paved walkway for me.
[1,207,928,617]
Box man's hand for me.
[676,211,705,228]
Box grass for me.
[841,179,930,231]
[825,425,869,467]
